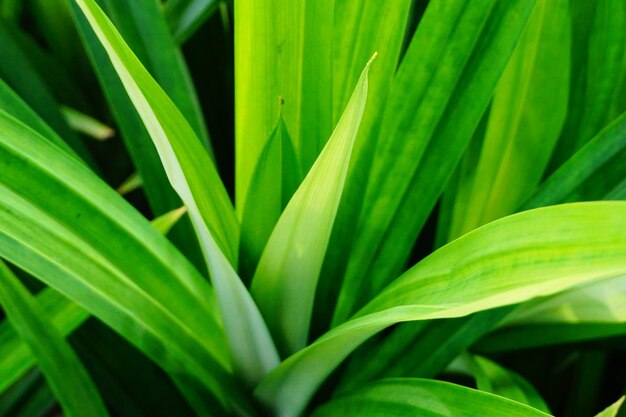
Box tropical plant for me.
[0,0,625,416]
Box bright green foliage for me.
[251,55,374,355]
[311,379,551,417]
[1,0,625,416]
[595,397,625,417]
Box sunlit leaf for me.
[251,54,374,355]
[256,202,626,417]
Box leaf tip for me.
[367,51,378,68]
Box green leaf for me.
[0,201,199,399]
[311,379,551,417]
[72,0,236,262]
[595,397,625,417]
[91,0,212,152]
[475,275,626,351]
[332,0,537,324]
[0,0,21,20]
[234,0,333,215]
[549,0,626,168]
[69,0,210,268]
[72,0,278,386]
[61,106,115,141]
[255,202,626,417]
[476,323,626,353]
[116,171,142,195]
[0,79,77,157]
[165,0,221,44]
[251,54,374,355]
[0,261,110,417]
[466,354,550,412]
[447,0,570,238]
[502,275,626,327]
[0,371,55,417]
[0,21,94,166]
[0,109,246,412]
[239,116,301,281]
[0,289,88,394]
[313,0,412,335]
[335,308,509,394]
[151,206,188,235]
[523,111,626,210]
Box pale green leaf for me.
[0,261,110,417]
[251,54,374,355]
[312,379,551,417]
[234,0,333,215]
[314,0,412,335]
[151,206,188,235]
[116,171,143,195]
[61,106,115,141]
[0,109,246,413]
[595,397,625,417]
[73,0,279,386]
[502,275,626,326]
[69,0,209,268]
[255,202,626,417]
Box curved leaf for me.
[0,261,110,417]
[239,116,301,281]
[448,0,570,238]
[332,0,537,324]
[0,109,247,412]
[312,379,550,417]
[595,397,625,417]
[0,289,87,394]
[251,54,374,355]
[73,0,279,386]
[234,0,333,214]
[465,354,550,412]
[255,202,626,417]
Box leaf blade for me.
[255,202,626,417]
[251,55,374,355]
[0,261,110,417]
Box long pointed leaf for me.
[0,261,110,417]
[251,54,374,355]
[72,0,279,386]
[450,0,570,237]
[332,0,537,324]
[0,109,247,412]
[255,202,626,417]
[234,0,333,215]
[239,116,301,281]
[312,379,551,417]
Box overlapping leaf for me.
[72,0,279,386]
[312,379,551,417]
[0,262,110,417]
[255,202,626,417]
[251,55,373,355]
